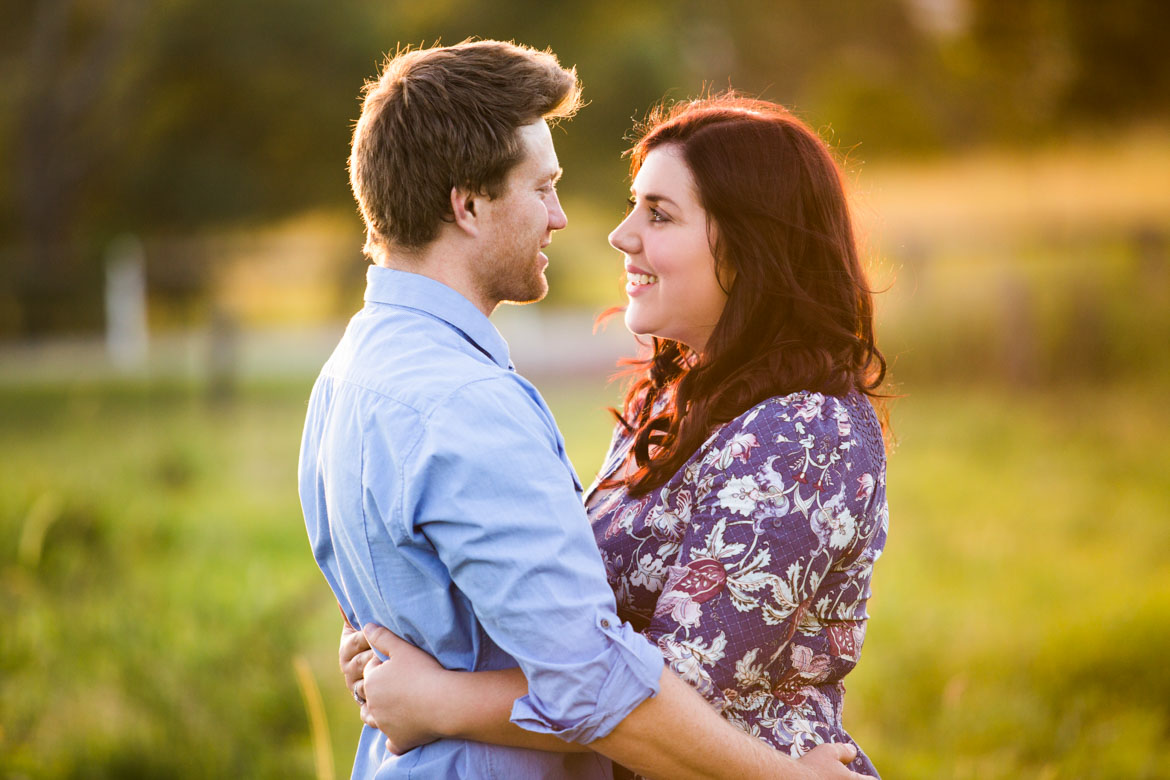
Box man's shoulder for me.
[323,306,522,416]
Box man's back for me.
[299,267,660,779]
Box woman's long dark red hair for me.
[610,94,887,497]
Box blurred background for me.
[2,0,1168,777]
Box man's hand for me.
[360,623,449,755]
[792,743,863,779]
[341,616,869,776]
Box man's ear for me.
[450,186,480,237]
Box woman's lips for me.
[625,270,658,296]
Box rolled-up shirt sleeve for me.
[394,376,664,743]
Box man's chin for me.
[498,273,548,306]
[499,288,548,306]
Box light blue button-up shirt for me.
[299,266,664,779]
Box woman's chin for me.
[623,312,655,340]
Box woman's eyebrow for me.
[637,191,679,209]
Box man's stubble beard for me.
[495,260,547,306]
[476,235,548,308]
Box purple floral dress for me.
[585,390,887,777]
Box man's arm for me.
[358,624,863,780]
[384,379,859,776]
[599,668,860,780]
[393,377,665,741]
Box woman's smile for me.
[625,268,659,295]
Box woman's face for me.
[609,145,729,354]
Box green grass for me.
[2,377,1169,778]
[848,384,1170,779]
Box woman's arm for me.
[345,623,863,779]
[353,624,588,754]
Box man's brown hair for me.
[349,39,582,254]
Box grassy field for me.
[850,383,1170,778]
[2,374,1168,778]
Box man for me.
[299,39,863,779]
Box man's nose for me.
[547,193,568,231]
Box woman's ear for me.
[708,222,735,294]
[717,258,736,294]
[450,186,480,237]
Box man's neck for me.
[374,242,496,318]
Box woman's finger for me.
[362,623,409,656]
[341,625,372,659]
[342,648,374,690]
[363,653,383,679]
[339,620,373,687]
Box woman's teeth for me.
[627,272,659,286]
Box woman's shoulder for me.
[721,389,873,436]
[700,390,883,463]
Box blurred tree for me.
[703,0,946,152]
[2,0,1167,335]
[961,0,1170,140]
[1059,0,1170,121]
[7,0,148,332]
[102,0,382,231]
[2,0,390,334]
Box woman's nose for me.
[608,214,639,254]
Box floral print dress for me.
[585,390,887,777]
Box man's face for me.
[474,120,567,307]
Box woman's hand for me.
[359,623,449,755]
[339,619,374,703]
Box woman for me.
[344,94,888,777]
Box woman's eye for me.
[625,197,667,223]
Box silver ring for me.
[353,689,366,706]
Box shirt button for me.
[600,619,611,629]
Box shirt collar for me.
[363,265,513,370]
